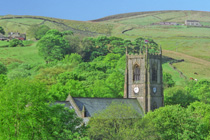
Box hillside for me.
[0,15,113,37]
[92,10,210,81]
[1,10,210,82]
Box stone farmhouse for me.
[8,32,26,40]
[56,47,164,120]
[185,20,202,26]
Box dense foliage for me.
[27,25,50,40]
[88,102,210,139]
[88,103,142,140]
[0,26,5,35]
[0,78,87,139]
[0,63,7,74]
[37,29,70,63]
[1,30,210,139]
[9,38,24,47]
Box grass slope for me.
[0,42,45,65]
[0,15,114,37]
[95,10,210,81]
[1,10,210,82]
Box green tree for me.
[81,37,95,61]
[0,62,7,75]
[44,104,87,139]
[9,39,24,47]
[0,79,48,139]
[163,72,175,88]
[132,117,159,140]
[164,86,198,107]
[37,29,69,63]
[186,80,210,104]
[27,25,50,40]
[62,53,82,64]
[88,102,142,140]
[144,105,204,140]
[64,35,82,55]
[187,101,210,139]
[35,25,50,40]
[0,26,5,35]
[105,71,124,97]
[0,79,87,139]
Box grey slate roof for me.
[73,97,144,117]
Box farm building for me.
[8,32,26,40]
[185,20,202,26]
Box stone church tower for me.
[124,47,164,114]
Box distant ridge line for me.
[91,10,183,22]
[90,10,208,22]
[0,15,105,36]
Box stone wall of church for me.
[124,52,163,113]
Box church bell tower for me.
[124,46,164,113]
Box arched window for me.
[133,64,140,82]
[152,64,157,82]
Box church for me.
[56,46,164,119]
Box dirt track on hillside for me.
[163,50,210,67]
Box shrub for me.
[0,63,7,75]
[9,39,24,47]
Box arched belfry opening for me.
[152,64,157,82]
[133,64,140,82]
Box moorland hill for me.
[1,10,210,82]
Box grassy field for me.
[118,16,161,25]
[1,18,44,25]
[0,42,45,65]
[1,10,210,82]
[100,11,210,81]
[0,15,114,36]
[163,50,210,81]
[0,41,9,47]
[162,62,187,85]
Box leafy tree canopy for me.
[37,29,70,63]
[88,102,141,140]
[0,26,5,35]
[9,39,24,47]
[164,86,198,107]
[0,78,87,139]
[48,53,125,100]
[186,80,210,104]
[81,36,160,61]
[35,25,50,40]
[163,72,175,88]
[144,105,205,140]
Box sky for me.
[1,0,210,21]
